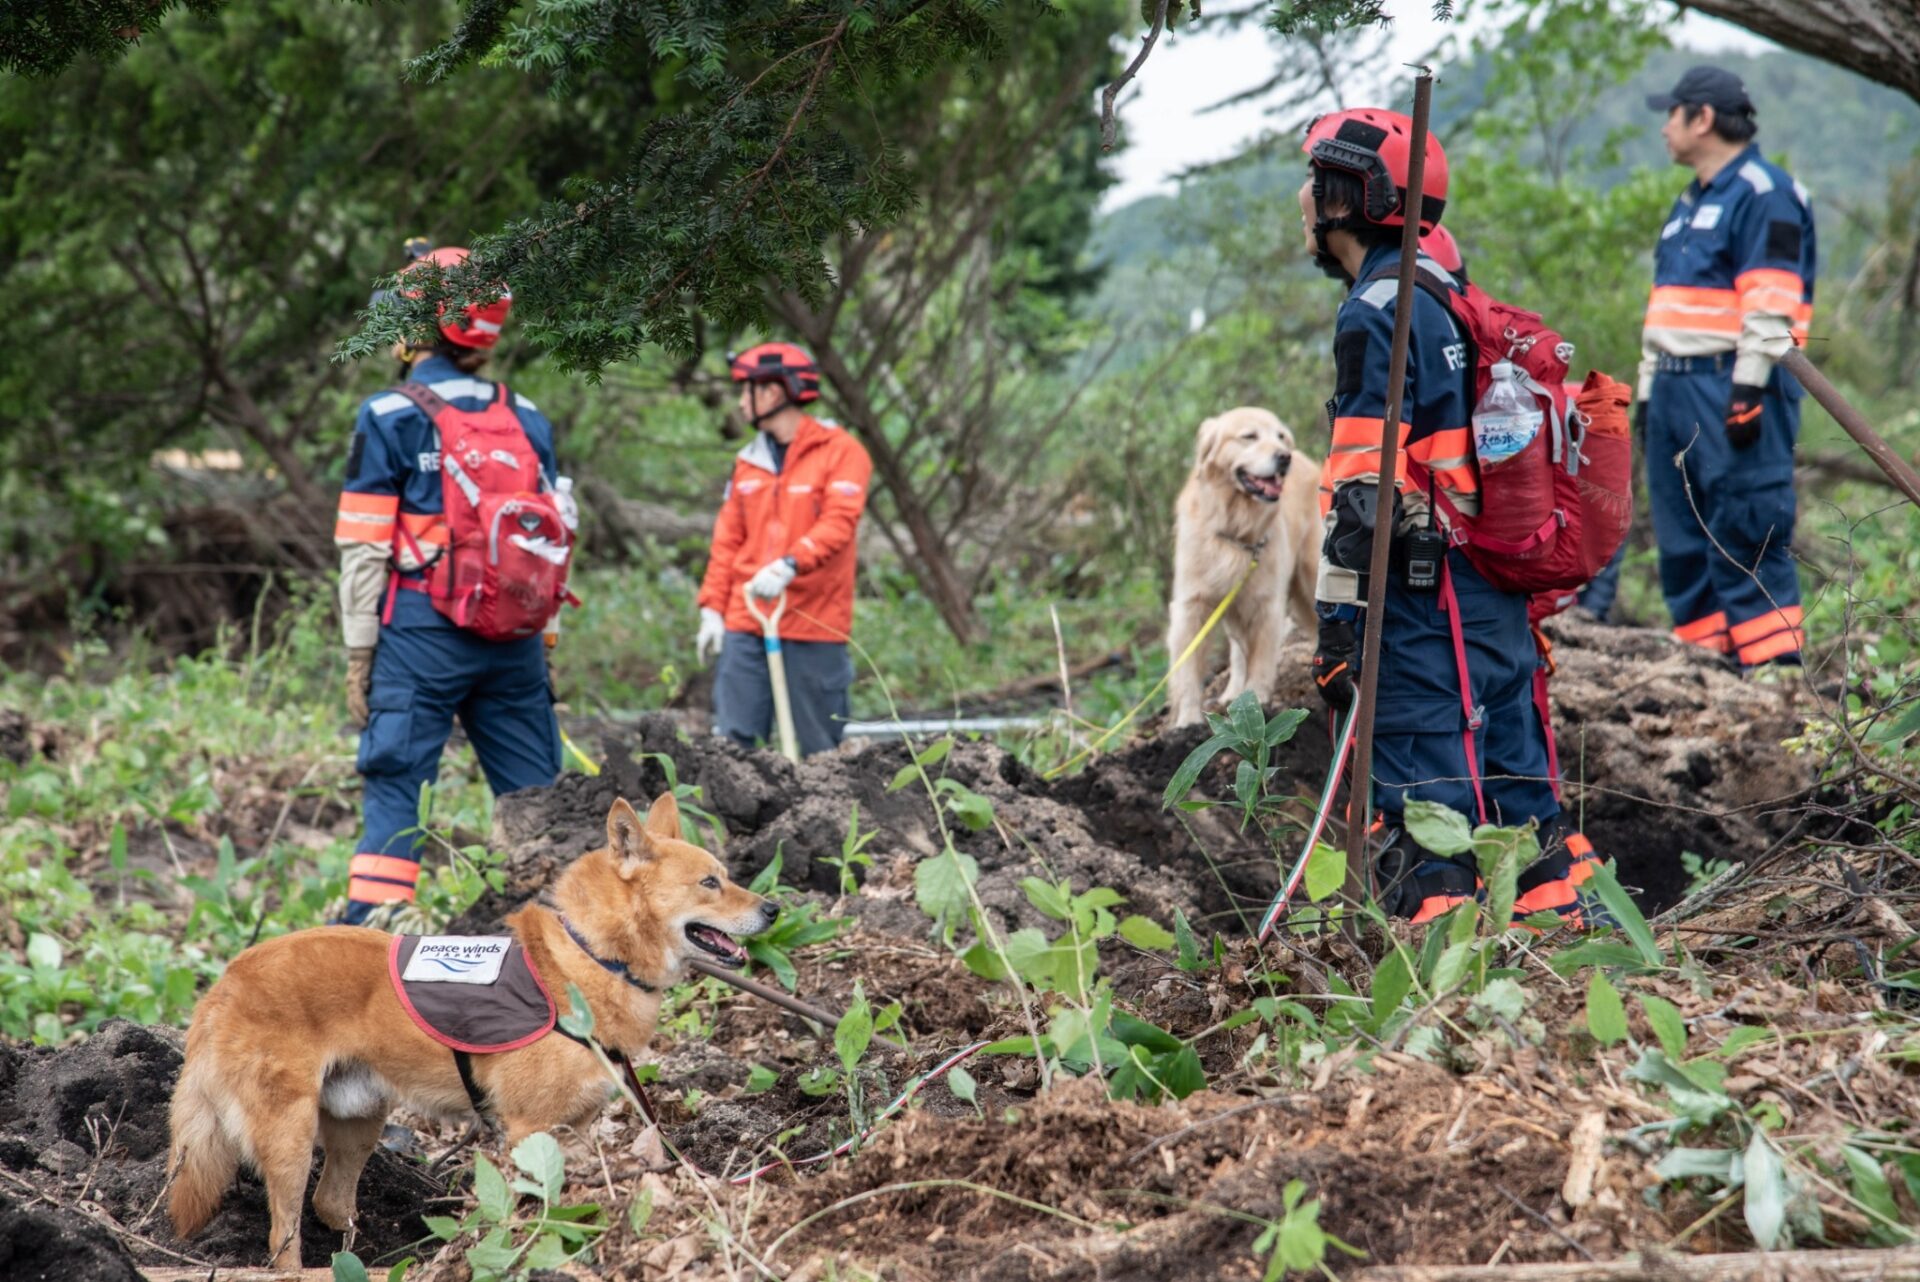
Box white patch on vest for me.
[488,449,519,468]
[1661,217,1684,240]
[402,936,511,985]
[1792,178,1810,208]
[1414,254,1458,289]
[830,480,863,496]
[787,483,813,493]
[369,393,412,417]
[1690,204,1724,230]
[514,393,539,411]
[320,1061,393,1119]
[425,377,496,403]
[1737,161,1773,194]
[735,478,765,495]
[1355,279,1397,309]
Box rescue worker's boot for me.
[1375,827,1479,924]
[1511,821,1612,930]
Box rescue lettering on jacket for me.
[332,357,559,559]
[1639,144,1817,394]
[696,416,873,644]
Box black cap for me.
[1646,65,1754,116]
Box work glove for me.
[746,556,798,601]
[695,607,725,664]
[1724,384,1765,450]
[346,646,376,729]
[1310,616,1359,713]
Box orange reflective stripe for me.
[1324,450,1386,484]
[1567,857,1601,887]
[396,511,449,548]
[1673,611,1729,647]
[335,491,399,543]
[348,877,417,905]
[1330,416,1402,450]
[1407,427,1471,461]
[1729,604,1803,647]
[1645,285,1741,335]
[349,854,422,885]
[1737,627,1805,666]
[1514,876,1577,914]
[1565,831,1594,860]
[1410,894,1471,925]
[1735,268,1807,315]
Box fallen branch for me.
[1352,1244,1920,1281]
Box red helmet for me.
[1421,224,1463,274]
[728,342,821,404]
[401,246,512,349]
[1302,108,1449,233]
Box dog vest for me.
[387,934,557,1053]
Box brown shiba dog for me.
[166,793,775,1269]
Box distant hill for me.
[1084,41,1920,331]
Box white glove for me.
[695,608,725,664]
[746,556,798,600]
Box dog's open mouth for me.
[1234,466,1285,503]
[686,923,748,967]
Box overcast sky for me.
[1100,5,1778,211]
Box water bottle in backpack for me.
[1472,360,1542,467]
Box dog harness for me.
[389,934,573,1117]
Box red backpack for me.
[384,381,577,642]
[1391,269,1633,596]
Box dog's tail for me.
[167,1055,241,1239]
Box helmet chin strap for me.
[748,381,793,428]
[1308,167,1366,284]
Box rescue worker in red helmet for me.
[334,242,571,924]
[695,342,872,755]
[1300,110,1584,924]
[1639,66,1814,669]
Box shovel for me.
[742,587,802,763]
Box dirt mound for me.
[0,1189,142,1282]
[457,621,1815,942]
[0,1020,436,1270]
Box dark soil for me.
[0,1020,436,1271]
[0,1188,142,1282]
[456,620,1816,951]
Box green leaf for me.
[423,1216,462,1242]
[745,939,798,992]
[947,1064,979,1112]
[1109,1011,1182,1054]
[1232,759,1261,813]
[834,982,874,1075]
[1654,1147,1737,1182]
[1303,840,1346,904]
[331,1252,372,1282]
[745,1063,778,1094]
[386,1259,416,1282]
[1228,690,1265,745]
[1162,732,1234,808]
[1118,915,1177,950]
[960,938,1008,981]
[524,1233,573,1270]
[1841,1146,1909,1243]
[1470,824,1532,932]
[945,788,995,832]
[1403,799,1474,856]
[1172,908,1201,971]
[558,982,595,1039]
[1586,861,1662,968]
[472,1153,512,1223]
[915,737,954,768]
[888,761,921,792]
[1712,1025,1772,1061]
[747,850,783,896]
[981,1036,1039,1056]
[1157,1044,1206,1099]
[1639,993,1688,1059]
[511,1132,566,1202]
[1743,1130,1788,1250]
[1471,977,1527,1024]
[1021,877,1072,921]
[1548,938,1651,978]
[628,1187,654,1234]
[26,934,60,971]
[1368,946,1413,1030]
[1263,706,1309,747]
[914,847,979,939]
[1586,971,1628,1046]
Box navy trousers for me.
[1645,361,1803,665]
[346,588,559,922]
[713,630,853,756]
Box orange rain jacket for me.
[697,416,873,642]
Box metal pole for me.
[688,956,843,1029]
[1780,347,1920,511]
[1343,71,1435,909]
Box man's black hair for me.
[1684,102,1758,144]
[1316,169,1401,252]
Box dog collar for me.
[560,917,658,994]
[1216,531,1271,556]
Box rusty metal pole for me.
[1342,71,1435,913]
[1779,347,1920,511]
[689,957,843,1029]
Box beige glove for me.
[347,647,376,728]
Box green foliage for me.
[1249,1179,1364,1280]
[1163,691,1309,825]
[425,1142,607,1282]
[742,852,852,992]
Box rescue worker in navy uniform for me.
[333,245,567,924]
[1640,67,1814,668]
[1301,111,1585,924]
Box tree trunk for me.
[1678,0,1920,102]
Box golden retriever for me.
[167,793,774,1269]
[1167,406,1319,726]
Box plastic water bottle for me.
[1471,360,1542,466]
[554,475,580,531]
